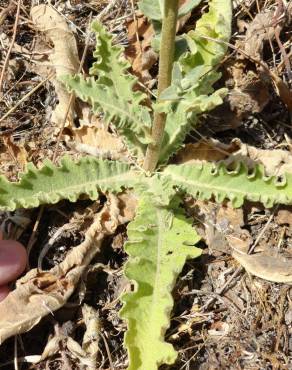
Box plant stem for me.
[143,0,179,172]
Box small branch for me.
[143,0,179,172]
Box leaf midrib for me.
[7,172,136,206]
[167,171,267,197]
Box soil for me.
[0,0,291,369]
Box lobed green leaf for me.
[0,157,138,211]
[181,0,232,73]
[120,196,201,370]
[163,161,292,208]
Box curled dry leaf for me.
[82,304,100,362]
[226,141,292,176]
[37,334,95,368]
[30,5,80,128]
[210,60,271,132]
[227,67,270,118]
[175,138,241,164]
[235,5,292,116]
[33,315,99,368]
[0,193,136,345]
[2,136,27,169]
[275,208,292,226]
[232,249,292,284]
[241,10,279,60]
[66,108,129,161]
[125,12,157,86]
[184,197,251,255]
[176,138,292,177]
[69,124,128,161]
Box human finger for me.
[0,285,10,302]
[0,240,27,285]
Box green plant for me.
[1,1,292,369]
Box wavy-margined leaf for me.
[120,196,201,370]
[89,21,142,101]
[158,84,226,165]
[62,21,151,159]
[0,157,138,211]
[164,162,292,208]
[157,0,232,165]
[181,0,232,73]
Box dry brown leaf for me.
[177,0,193,30]
[177,138,292,177]
[232,249,292,284]
[38,334,94,368]
[34,319,98,367]
[125,12,157,86]
[2,136,27,169]
[117,191,138,224]
[270,71,292,116]
[212,60,271,131]
[242,10,278,60]
[125,0,191,87]
[0,193,136,345]
[235,4,292,116]
[226,141,292,176]
[228,68,270,117]
[30,5,80,128]
[69,124,128,161]
[175,139,241,164]
[185,198,251,255]
[275,208,292,226]
[82,304,100,361]
[65,107,129,161]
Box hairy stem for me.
[143,0,179,172]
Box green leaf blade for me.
[139,0,162,21]
[120,197,201,370]
[164,162,292,208]
[181,0,232,73]
[0,157,137,211]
